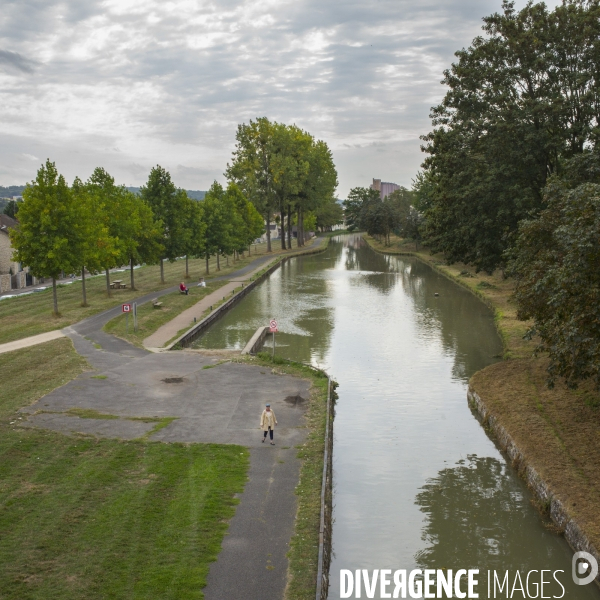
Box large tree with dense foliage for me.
[227,118,338,250]
[226,118,278,252]
[140,166,190,282]
[10,160,84,315]
[420,0,600,272]
[509,150,600,389]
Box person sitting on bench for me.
[179,282,189,295]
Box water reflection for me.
[415,455,598,599]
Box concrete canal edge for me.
[468,387,600,584]
[241,325,269,355]
[166,239,331,350]
[316,377,336,600]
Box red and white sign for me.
[122,304,131,313]
[269,319,278,333]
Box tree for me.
[226,118,278,252]
[296,139,338,244]
[509,149,600,389]
[71,177,112,306]
[181,199,206,278]
[201,182,232,273]
[270,123,312,250]
[343,187,376,231]
[3,200,18,219]
[10,160,83,315]
[84,168,130,298]
[315,198,343,231]
[122,194,163,290]
[140,166,189,282]
[420,0,600,272]
[227,182,264,256]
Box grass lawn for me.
[0,240,298,345]
[0,339,249,599]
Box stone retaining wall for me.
[468,386,600,584]
[316,378,336,600]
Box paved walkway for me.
[0,330,65,354]
[21,333,311,600]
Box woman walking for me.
[260,403,277,445]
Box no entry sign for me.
[122,304,131,313]
[269,319,278,333]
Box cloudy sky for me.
[0,0,561,197]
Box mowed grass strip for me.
[0,339,249,599]
[0,241,279,345]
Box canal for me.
[194,234,599,599]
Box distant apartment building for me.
[370,178,400,199]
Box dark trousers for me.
[263,427,274,440]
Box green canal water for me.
[194,234,599,600]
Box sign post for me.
[122,303,131,335]
[133,302,137,332]
[269,319,278,358]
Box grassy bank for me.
[0,339,249,599]
[0,239,299,345]
[240,353,331,600]
[363,233,600,556]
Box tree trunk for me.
[217,253,220,271]
[280,204,286,250]
[185,255,189,278]
[287,205,292,248]
[160,258,164,283]
[81,267,87,306]
[266,213,272,252]
[205,253,210,274]
[130,256,135,290]
[248,244,251,256]
[226,254,229,267]
[300,208,305,246]
[105,268,111,297]
[52,277,58,315]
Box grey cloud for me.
[0,0,565,192]
[0,49,37,73]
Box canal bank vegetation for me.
[241,352,334,600]
[0,338,250,599]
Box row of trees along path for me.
[10,161,264,315]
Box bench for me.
[152,299,163,308]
